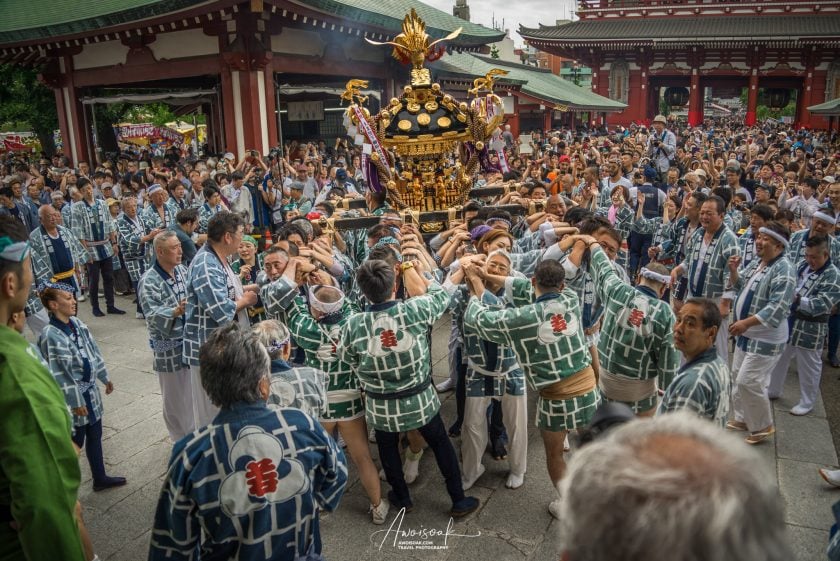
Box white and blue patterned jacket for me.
[37,316,110,427]
[148,402,347,560]
[139,263,189,372]
[70,199,116,261]
[182,246,238,366]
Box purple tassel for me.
[478,145,502,173]
[365,158,384,193]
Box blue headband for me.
[374,236,401,249]
[37,280,75,293]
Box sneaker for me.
[135,311,145,320]
[725,420,748,431]
[403,448,423,484]
[370,498,390,525]
[505,473,525,490]
[93,475,127,491]
[745,426,775,445]
[435,379,455,393]
[106,307,126,315]
[450,496,480,518]
[790,404,813,416]
[819,468,840,488]
[78,294,87,302]
[548,498,563,519]
[462,464,485,491]
[387,490,414,513]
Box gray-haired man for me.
[558,412,793,561]
[139,231,194,441]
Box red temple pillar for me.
[220,51,275,159]
[798,63,816,129]
[264,70,278,149]
[46,55,91,166]
[543,108,552,132]
[507,95,520,138]
[688,69,702,127]
[745,71,759,126]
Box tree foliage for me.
[0,64,59,153]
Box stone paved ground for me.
[52,294,839,561]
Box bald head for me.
[38,204,61,230]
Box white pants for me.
[190,365,220,429]
[715,317,731,367]
[767,345,823,411]
[158,367,196,442]
[461,392,528,483]
[731,348,780,431]
[26,308,49,338]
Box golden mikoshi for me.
[339,9,509,213]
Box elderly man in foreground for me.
[149,322,347,561]
[557,412,793,561]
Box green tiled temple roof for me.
[808,98,840,116]
[434,51,626,112]
[519,15,840,43]
[0,0,504,46]
[299,0,504,44]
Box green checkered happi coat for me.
[338,283,448,432]
[589,248,679,411]
[464,280,599,431]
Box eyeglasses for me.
[599,241,619,256]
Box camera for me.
[653,140,660,147]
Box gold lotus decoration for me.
[340,9,507,212]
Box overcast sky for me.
[423,0,577,47]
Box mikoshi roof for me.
[0,0,504,47]
[808,98,840,117]
[519,15,840,45]
[433,51,626,113]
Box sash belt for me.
[598,369,658,403]
[538,366,596,400]
[366,376,431,400]
[51,268,75,281]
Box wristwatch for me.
[400,261,415,271]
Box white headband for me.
[487,248,512,263]
[0,237,30,262]
[639,267,670,285]
[759,227,790,249]
[813,211,837,226]
[308,285,345,314]
[266,334,290,354]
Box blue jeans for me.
[628,231,653,279]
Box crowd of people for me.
[1,114,838,560]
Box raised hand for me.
[728,254,741,274]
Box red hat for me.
[559,155,571,163]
